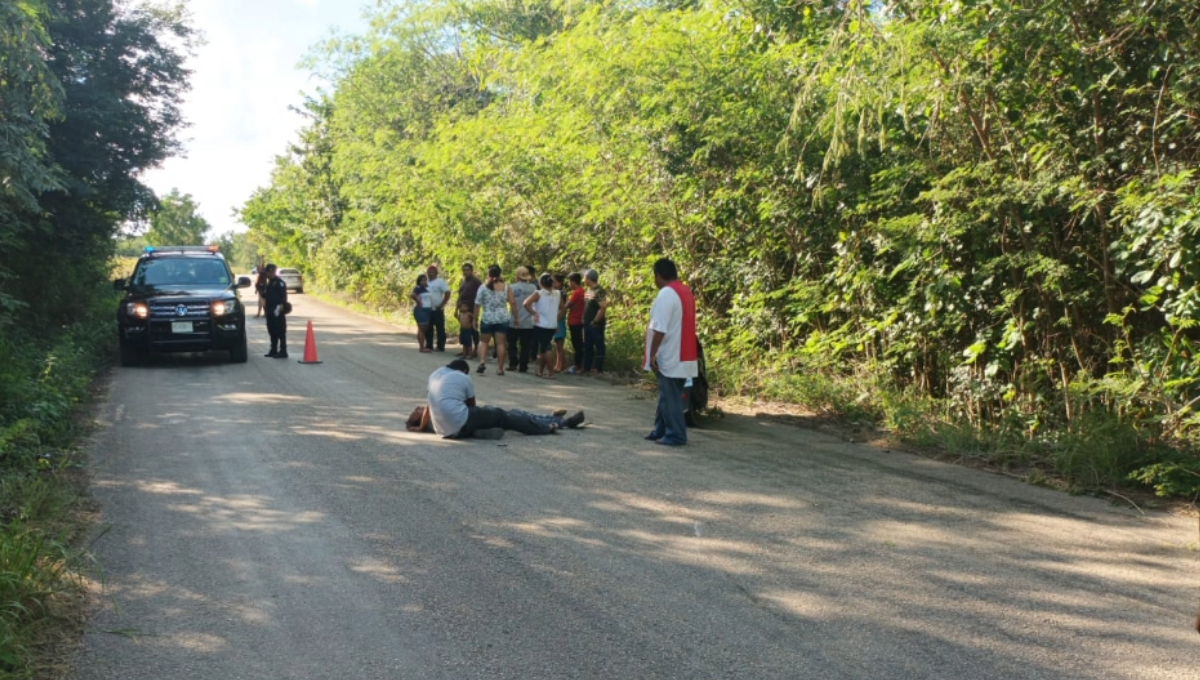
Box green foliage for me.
[0,289,111,677]
[1,0,196,333]
[1128,460,1200,499]
[0,523,75,676]
[144,189,213,247]
[212,231,262,273]
[244,0,1200,498]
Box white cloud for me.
[141,0,366,237]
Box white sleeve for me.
[648,290,678,333]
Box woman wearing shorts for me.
[474,264,513,375]
[524,273,562,378]
[411,274,434,352]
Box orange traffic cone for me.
[298,320,322,364]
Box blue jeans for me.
[649,373,687,445]
[425,307,447,350]
[583,323,606,372]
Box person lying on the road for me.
[408,359,585,439]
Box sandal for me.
[476,363,486,374]
[497,368,506,376]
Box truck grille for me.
[150,302,211,319]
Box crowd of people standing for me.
[409,262,615,379]
[408,257,699,446]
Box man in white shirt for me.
[416,360,585,439]
[426,265,452,352]
[644,258,698,446]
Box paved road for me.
[76,294,1199,679]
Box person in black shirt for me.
[262,263,289,358]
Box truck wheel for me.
[230,336,249,363]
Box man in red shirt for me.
[644,258,698,446]
[564,272,587,374]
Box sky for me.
[140,0,370,237]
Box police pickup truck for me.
[114,246,253,365]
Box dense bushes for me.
[0,293,112,676]
[242,0,1200,498]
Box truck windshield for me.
[133,259,231,287]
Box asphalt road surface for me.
[76,293,1199,679]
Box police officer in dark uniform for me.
[262,263,290,358]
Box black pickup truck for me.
[114,246,253,365]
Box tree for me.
[0,0,195,328]
[0,0,63,328]
[212,231,261,273]
[146,189,212,246]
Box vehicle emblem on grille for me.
[176,305,188,317]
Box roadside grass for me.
[0,292,113,678]
[712,351,1200,505]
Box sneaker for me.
[563,411,585,429]
[473,427,505,440]
[265,350,279,358]
[552,409,568,417]
[275,352,289,359]
[566,367,577,375]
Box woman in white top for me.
[524,273,563,378]
[411,274,434,353]
[474,264,515,375]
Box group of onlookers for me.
[409,257,700,447]
[409,262,611,379]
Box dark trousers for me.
[568,323,584,369]
[456,406,558,438]
[425,308,447,351]
[507,327,533,371]
[583,323,606,372]
[266,310,287,352]
[649,373,688,445]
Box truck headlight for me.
[126,302,149,319]
[212,300,236,316]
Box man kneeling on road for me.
[409,359,585,439]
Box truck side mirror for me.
[236,276,252,289]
